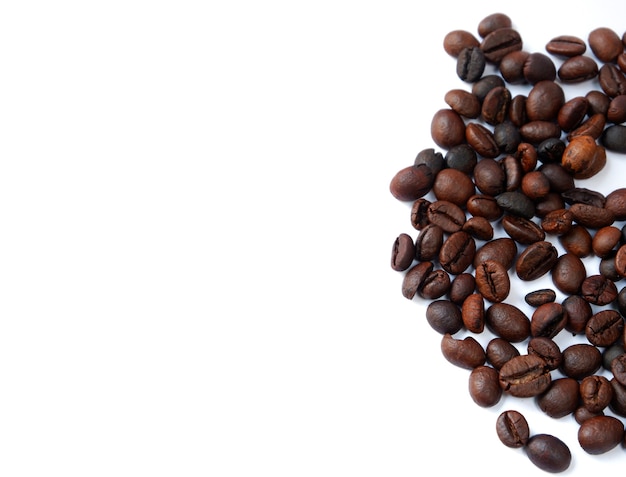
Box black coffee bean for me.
[537,137,566,164]
[414,148,445,175]
[561,187,606,208]
[444,144,477,174]
[496,191,535,219]
[601,124,626,153]
[493,121,521,154]
[457,47,486,82]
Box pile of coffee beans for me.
[390,12,626,473]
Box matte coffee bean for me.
[473,158,505,196]
[499,50,528,84]
[524,52,556,84]
[496,191,535,219]
[480,27,523,64]
[599,253,622,282]
[541,208,573,235]
[607,95,626,123]
[495,410,529,448]
[516,240,558,281]
[559,225,593,258]
[525,289,556,307]
[519,120,562,145]
[551,253,586,295]
[443,29,480,57]
[578,415,625,455]
[586,309,624,347]
[475,259,510,303]
[487,337,520,370]
[431,109,466,149]
[561,187,606,208]
[605,188,626,220]
[611,354,626,386]
[486,303,530,343]
[592,226,621,258]
[456,47,485,82]
[419,269,451,300]
[471,74,505,102]
[526,434,571,473]
[477,13,512,38]
[589,26,623,63]
[465,122,499,158]
[440,333,486,369]
[561,343,602,380]
[468,365,502,407]
[449,272,476,305]
[526,80,565,121]
[567,112,606,141]
[502,215,545,245]
[531,303,567,339]
[466,194,503,221]
[401,261,433,300]
[580,375,613,413]
[474,237,517,270]
[493,122,521,154]
[439,231,476,275]
[410,198,431,230]
[481,86,511,125]
[499,354,551,397]
[414,224,444,262]
[414,148,445,175]
[462,216,494,241]
[537,377,579,418]
[599,63,626,97]
[537,137,566,164]
[444,89,481,119]
[558,55,599,82]
[569,203,615,229]
[528,336,561,370]
[557,96,588,132]
[563,294,593,335]
[601,124,626,153]
[389,164,434,202]
[425,299,463,335]
[581,274,618,306]
[427,200,466,233]
[545,35,587,57]
[575,406,604,425]
[391,233,415,271]
[444,144,477,174]
[561,135,606,180]
[461,293,484,333]
[603,342,625,371]
[433,168,475,207]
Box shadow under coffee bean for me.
[390,11,626,474]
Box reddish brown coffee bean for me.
[515,240,558,281]
[531,302,567,339]
[431,109,466,149]
[520,170,550,200]
[575,406,604,425]
[569,203,615,229]
[499,50,529,84]
[541,208,573,235]
[528,336,562,370]
[389,164,435,202]
[607,95,626,124]
[605,188,626,220]
[499,354,551,397]
[609,378,626,417]
[519,120,561,144]
[481,86,511,124]
[526,80,565,121]
[477,13,512,38]
[578,415,625,455]
[538,163,575,193]
[474,237,518,270]
[537,377,580,418]
[545,35,587,57]
[557,96,588,132]
[465,122,500,158]
[410,198,431,230]
[561,135,607,180]
[466,194,503,220]
[461,293,484,333]
[586,310,624,347]
[615,244,626,277]
[419,268,451,300]
[462,216,494,241]
[487,337,520,370]
[427,200,466,233]
[580,375,613,413]
[468,365,502,408]
[414,223,444,262]
[495,410,529,448]
[475,259,510,303]
[440,333,486,369]
[592,226,622,258]
[535,193,566,218]
[525,289,557,307]
[524,52,556,84]
[551,253,586,295]
[425,300,463,335]
[599,63,626,97]
[499,154,523,191]
[558,55,599,82]
[581,274,618,306]
[439,231,476,275]
[587,90,611,116]
[501,215,545,245]
[443,30,481,57]
[611,354,626,387]
[391,233,415,272]
[480,27,523,63]
[559,224,593,257]
[401,261,433,300]
[567,113,606,141]
[449,273,476,305]
[515,142,538,172]
[508,94,528,127]
[561,343,602,380]
[432,168,476,207]
[589,27,623,63]
[486,303,530,343]
[563,295,593,335]
[444,89,481,118]
[473,158,506,196]
[526,434,571,473]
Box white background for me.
[2,1,626,475]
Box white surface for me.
[3,1,626,476]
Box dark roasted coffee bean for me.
[578,415,624,455]
[481,86,511,125]
[439,231,476,275]
[493,122,521,154]
[581,274,618,306]
[541,208,573,235]
[486,303,530,343]
[480,27,523,63]
[496,410,529,448]
[441,333,486,369]
[567,112,606,141]
[469,365,502,407]
[601,124,626,153]
[471,74,505,102]
[526,80,565,121]
[563,295,593,335]
[611,354,626,386]
[427,200,466,233]
[443,29,480,57]
[589,26,623,63]
[496,191,535,219]
[605,188,626,220]
[618,286,626,316]
[525,289,556,307]
[474,237,517,270]
[610,378,626,417]
[391,233,415,271]
[561,343,602,380]
[515,142,538,172]
[414,148,445,175]
[587,90,611,116]
[575,406,604,425]
[528,336,561,370]
[592,226,621,258]
[561,187,606,208]
[508,94,528,127]
[449,273,476,306]
[617,245,626,278]
[462,216,494,240]
[461,292,484,333]
[599,63,626,97]
[457,47,486,82]
[431,108,466,149]
[499,50,529,84]
[531,303,567,339]
[499,354,551,397]
[425,299,463,335]
[537,137,566,164]
[559,224,593,258]
[557,96,588,132]
[466,194,503,220]
[535,193,566,218]
[524,52,556,84]
[389,164,434,202]
[604,342,625,371]
[410,198,431,230]
[477,13,512,38]
[401,261,433,299]
[538,163,575,193]
[551,253,586,295]
[444,144,477,174]
[475,259,510,303]
[580,375,613,413]
[599,253,622,282]
[586,310,624,347]
[526,434,571,473]
[537,377,579,418]
[519,120,561,144]
[516,240,558,281]
[419,268,451,300]
[465,122,499,158]
[502,215,545,244]
[474,158,505,196]
[558,55,599,82]
[520,171,550,200]
[487,337,520,370]
[445,89,481,119]
[569,203,615,229]
[546,35,587,57]
[499,153,523,191]
[414,224,444,262]
[561,135,606,180]
[433,168,475,207]
[607,95,626,123]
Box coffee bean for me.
[433,168,476,207]
[519,120,562,144]
[495,410,529,448]
[401,261,433,299]
[474,158,506,196]
[471,74,505,102]
[592,226,621,258]
[462,216,494,241]
[537,377,579,418]
[563,294,593,335]
[557,96,588,132]
[537,137,566,164]
[439,231,476,275]
[528,336,562,370]
[516,240,558,281]
[611,354,626,386]
[499,50,529,84]
[493,122,522,155]
[449,273,476,305]
[561,343,602,380]
[558,55,599,82]
[586,310,624,347]
[465,122,500,158]
[586,89,611,116]
[569,203,615,229]
[474,237,518,270]
[581,274,618,306]
[486,337,520,370]
[525,289,556,307]
[615,244,626,278]
[561,135,606,180]
[599,63,626,97]
[551,253,586,295]
[480,27,523,64]
[609,378,626,417]
[502,215,545,245]
[389,163,435,201]
[508,94,528,127]
[457,47,486,82]
[567,112,606,141]
[391,233,415,271]
[496,191,535,219]
[575,406,604,425]
[589,26,623,63]
[526,80,565,121]
[440,333,486,369]
[531,303,567,339]
[535,193,566,218]
[461,293,484,333]
[607,95,626,123]
[539,163,575,193]
[561,187,606,208]
[425,299,463,335]
[499,354,551,397]
[444,144,477,174]
[466,194,503,220]
[443,29,480,57]
[526,434,571,473]
[414,148,445,175]
[546,35,587,57]
[427,200,466,233]
[580,375,613,413]
[481,86,511,125]
[499,153,524,190]
[603,342,625,371]
[486,302,530,343]
[559,224,593,258]
[419,268,451,300]
[541,208,573,235]
[477,13,512,38]
[605,188,626,220]
[410,198,431,230]
[599,253,622,282]
[444,89,481,119]
[578,415,625,455]
[414,224,444,262]
[431,109,466,149]
[601,124,626,153]
[468,365,502,407]
[475,259,510,303]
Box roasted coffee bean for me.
[535,193,566,218]
[567,112,606,141]
[559,224,593,257]
[581,274,618,306]
[616,245,626,278]
[557,96,588,132]
[531,303,567,339]
[537,137,566,164]
[524,52,556,84]
[561,343,602,380]
[508,94,528,127]
[551,253,586,295]
[589,26,623,63]
[609,378,626,417]
[546,35,587,57]
[499,153,523,191]
[603,342,625,371]
[443,29,480,57]
[520,171,550,201]
[558,55,599,82]
[561,135,606,180]
[537,377,579,418]
[419,269,451,300]
[475,259,510,303]
[469,365,502,407]
[486,302,530,343]
[578,415,625,455]
[502,215,545,244]
[538,163,575,193]
[462,216,494,241]
[472,74,505,102]
[444,144,477,174]
[586,309,624,347]
[525,289,556,307]
[410,198,431,230]
[605,188,626,220]
[457,47,486,82]
[481,86,511,125]
[607,95,626,123]
[414,224,444,262]
[587,89,611,116]
[466,194,502,220]
[431,108,466,149]
[541,208,573,235]
[528,336,561,370]
[439,231,476,275]
[389,164,434,202]
[592,226,621,258]
[618,286,626,317]
[427,200,466,233]
[611,354,626,386]
[493,122,521,154]
[444,89,481,119]
[433,168,475,207]
[599,63,626,97]
[449,273,476,305]
[575,406,605,425]
[440,333,486,369]
[561,187,606,208]
[487,337,520,370]
[496,191,535,219]
[480,27,523,64]
[563,294,593,335]
[474,237,517,270]
[526,434,571,473]
[569,203,615,229]
[425,299,463,335]
[477,13,512,38]
[474,158,506,196]
[414,148,445,175]
[619,53,626,73]
[391,233,415,271]
[461,293,484,333]
[516,240,558,281]
[401,261,433,299]
[599,253,622,282]
[580,375,613,413]
[499,50,529,84]
[601,124,626,153]
[465,122,499,158]
[499,354,551,397]
[519,120,562,144]
[496,410,529,448]
[526,80,565,121]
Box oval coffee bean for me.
[501,215,545,245]
[466,194,503,220]
[465,122,499,158]
[477,13,512,38]
[427,200,466,233]
[589,26,623,63]
[448,272,476,305]
[551,253,586,295]
[599,63,626,97]
[410,198,431,230]
[561,135,606,180]
[486,337,520,370]
[569,203,615,229]
[445,89,481,119]
[526,434,571,473]
[391,233,415,271]
[473,237,518,271]
[425,300,463,335]
[601,124,626,153]
[592,225,621,258]
[525,289,556,307]
[528,336,562,370]
[578,415,625,455]
[558,55,599,82]
[559,225,593,258]
[563,295,593,335]
[541,208,573,235]
[462,216,494,241]
[443,29,480,57]
[586,310,624,348]
[440,333,486,369]
[414,148,445,175]
[561,343,602,380]
[439,231,476,275]
[495,410,529,448]
[516,240,558,281]
[581,274,618,306]
[496,191,535,219]
[419,269,451,300]
[531,303,567,339]
[433,168,476,207]
[414,224,444,262]
[475,259,510,303]
[499,354,551,397]
[468,365,502,407]
[580,375,613,413]
[389,164,434,201]
[545,35,587,57]
[557,96,588,132]
[605,188,626,220]
[461,293,484,333]
[611,354,626,386]
[431,109,466,149]
[445,144,478,173]
[456,46,485,82]
[480,27,523,64]
[401,261,433,299]
[537,377,579,418]
[486,303,530,343]
[481,86,511,125]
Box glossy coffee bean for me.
[443,29,480,57]
[561,135,606,180]
[477,13,512,38]
[401,261,433,300]
[472,74,505,102]
[531,303,567,339]
[581,274,618,306]
[616,245,626,278]
[465,122,499,158]
[516,240,558,281]
[468,365,502,407]
[486,303,530,343]
[414,224,444,262]
[481,86,511,125]
[559,225,593,258]
[474,158,505,196]
[611,354,626,386]
[535,193,566,218]
[440,333,486,369]
[561,343,602,380]
[525,289,556,307]
[493,122,521,154]
[495,410,529,448]
[389,164,434,201]
[552,253,586,295]
[462,216,494,241]
[419,268,451,300]
[541,208,573,235]
[519,120,562,144]
[592,226,621,258]
[537,377,579,418]
[557,96,588,132]
[528,336,561,370]
[568,112,606,141]
[499,50,528,84]
[499,154,523,191]
[410,198,431,230]
[605,188,626,220]
[499,354,551,397]
[496,191,535,219]
[526,434,571,473]
[445,89,481,119]
[475,259,510,303]
[427,200,466,233]
[587,89,611,116]
[607,95,626,123]
[466,194,503,221]
[508,94,528,127]
[433,168,475,207]
[431,109,466,149]
[474,237,517,270]
[502,215,544,245]
[589,26,623,63]
[558,55,599,82]
[524,52,556,84]
[526,80,565,121]
[563,294,593,335]
[461,293,484,333]
[578,415,625,455]
[425,299,463,335]
[539,163,575,193]
[580,375,613,413]
[562,187,606,208]
[546,35,586,57]
[480,27,523,63]
[609,378,626,417]
[586,310,624,347]
[439,231,476,275]
[486,337,520,370]
[602,124,626,153]
[391,233,415,271]
[448,273,476,305]
[599,63,626,97]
